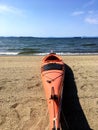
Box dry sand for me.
[0,55,98,130]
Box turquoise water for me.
[0,37,98,55]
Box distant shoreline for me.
[0,36,98,38]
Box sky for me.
[0,0,98,37]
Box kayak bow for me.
[41,53,65,130]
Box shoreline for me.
[0,55,98,130]
[0,53,98,56]
[0,53,98,57]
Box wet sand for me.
[0,55,98,130]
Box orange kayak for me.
[41,53,65,130]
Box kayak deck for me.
[41,53,65,130]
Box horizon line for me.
[0,36,98,38]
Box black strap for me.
[41,63,63,72]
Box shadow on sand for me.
[61,64,92,130]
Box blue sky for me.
[0,0,98,37]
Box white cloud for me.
[0,4,23,16]
[88,10,94,14]
[85,10,98,24]
[85,17,98,24]
[84,0,95,8]
[72,11,84,16]
[71,9,98,25]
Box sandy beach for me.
[0,55,98,130]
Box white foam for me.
[0,52,98,56]
[33,52,98,56]
[0,52,19,55]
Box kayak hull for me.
[41,53,65,130]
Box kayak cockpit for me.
[43,53,62,62]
